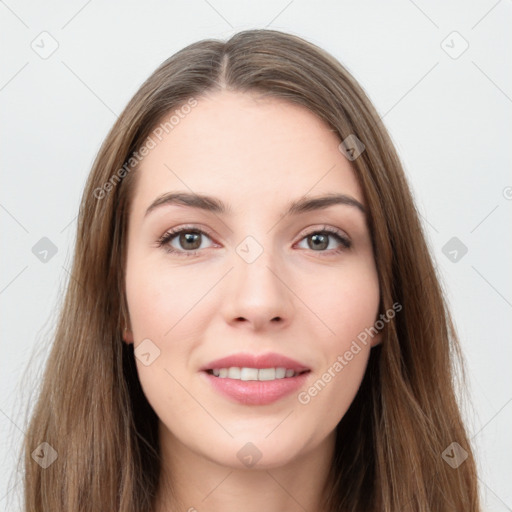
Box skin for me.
[122,90,382,511]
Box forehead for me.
[130,90,364,214]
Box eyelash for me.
[156,224,352,258]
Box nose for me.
[221,244,294,332]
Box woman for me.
[21,29,480,511]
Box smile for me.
[207,367,309,380]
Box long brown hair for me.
[18,29,481,511]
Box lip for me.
[201,370,310,406]
[199,352,311,406]
[200,352,310,373]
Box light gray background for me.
[1,1,511,510]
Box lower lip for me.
[202,371,310,406]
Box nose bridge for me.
[224,231,293,327]
[234,233,283,298]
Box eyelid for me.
[296,224,350,243]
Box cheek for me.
[125,262,200,422]
[125,255,206,338]
[302,258,380,344]
[295,260,379,409]
[124,256,213,408]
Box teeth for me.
[275,367,286,379]
[209,366,301,381]
[227,367,241,379]
[240,367,259,381]
[258,368,276,381]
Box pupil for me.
[310,233,328,250]
[181,232,201,250]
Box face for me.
[123,90,381,470]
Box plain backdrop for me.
[1,1,511,510]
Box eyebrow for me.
[144,191,366,218]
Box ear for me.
[122,326,134,344]
[370,330,383,348]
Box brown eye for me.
[308,233,329,251]
[177,231,202,250]
[297,228,351,254]
[157,227,215,257]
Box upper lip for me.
[200,352,310,372]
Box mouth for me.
[202,367,311,405]
[205,367,311,381]
[200,352,311,405]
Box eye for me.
[295,226,351,255]
[157,224,351,257]
[156,225,216,257]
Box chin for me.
[197,431,314,470]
